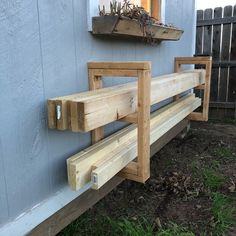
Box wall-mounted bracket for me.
[88,61,151,183]
[174,56,212,121]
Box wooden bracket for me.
[88,61,151,183]
[174,56,212,121]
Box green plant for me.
[190,160,200,171]
[202,168,225,191]
[213,147,236,160]
[59,214,156,236]
[157,223,195,236]
[210,192,235,235]
[113,218,155,236]
[209,159,220,170]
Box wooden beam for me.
[120,113,138,123]
[69,70,205,132]
[88,69,104,143]
[136,69,151,181]
[91,95,200,189]
[88,61,151,70]
[174,56,212,121]
[29,119,189,236]
[67,94,200,191]
[48,70,205,132]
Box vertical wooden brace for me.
[174,56,212,121]
[87,62,151,183]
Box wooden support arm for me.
[174,56,212,121]
[88,61,151,184]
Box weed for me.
[210,192,235,235]
[157,223,195,236]
[209,160,220,170]
[113,218,155,236]
[59,215,156,236]
[190,160,200,171]
[202,168,225,191]
[212,147,236,160]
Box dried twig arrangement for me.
[98,0,175,43]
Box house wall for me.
[0,0,196,232]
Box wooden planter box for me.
[92,16,184,42]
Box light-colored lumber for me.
[67,94,200,191]
[69,69,206,132]
[120,113,138,123]
[91,95,201,189]
[88,61,151,70]
[136,69,151,181]
[48,69,205,131]
[88,70,104,143]
[30,120,189,236]
[174,56,212,121]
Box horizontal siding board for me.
[0,0,50,219]
[37,0,89,190]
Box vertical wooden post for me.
[137,69,151,180]
[88,70,104,144]
[174,59,181,101]
[174,56,212,121]
[87,61,151,183]
[202,61,212,120]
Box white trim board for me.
[0,183,92,236]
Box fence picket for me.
[211,7,222,102]
[220,6,233,102]
[229,5,236,103]
[196,5,236,118]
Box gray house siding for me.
[0,0,196,229]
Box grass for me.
[156,223,195,236]
[210,192,235,235]
[212,147,236,160]
[202,168,225,191]
[59,214,196,236]
[59,215,155,236]
[190,160,200,171]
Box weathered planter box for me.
[92,16,184,41]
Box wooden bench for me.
[47,57,212,191]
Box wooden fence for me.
[195,5,236,119]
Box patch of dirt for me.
[85,122,236,235]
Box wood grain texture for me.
[219,6,233,102]
[211,7,222,102]
[92,16,183,41]
[68,94,200,191]
[228,5,236,102]
[55,70,206,132]
[203,8,213,55]
[91,96,200,189]
[196,10,204,55]
[136,69,151,181]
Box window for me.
[99,0,161,20]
